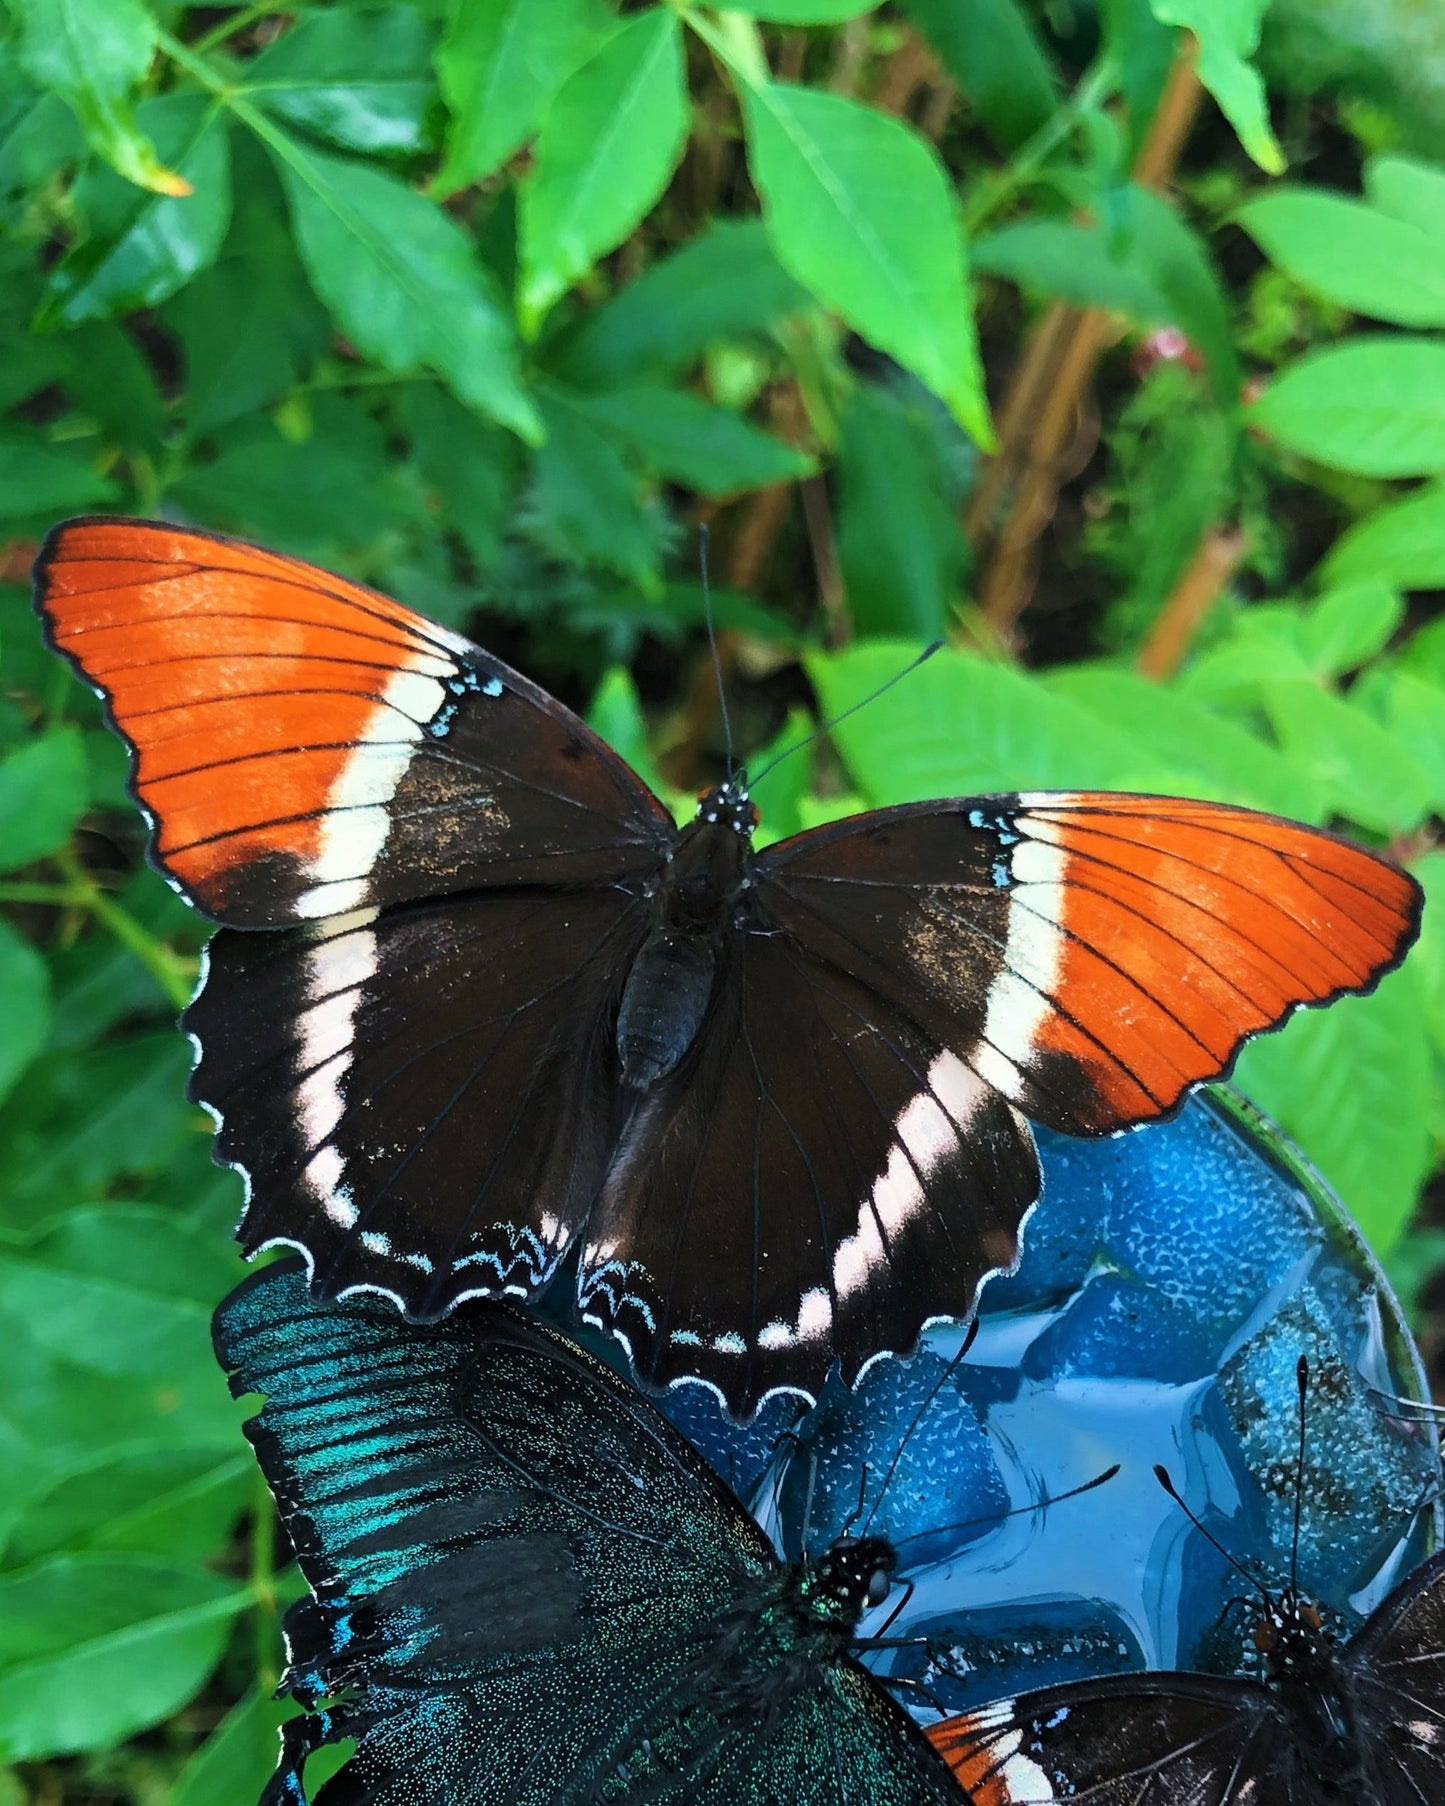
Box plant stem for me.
[191,2,276,58]
[251,1473,282,1697]
[1137,524,1248,679]
[52,847,195,1011]
[960,57,1116,237]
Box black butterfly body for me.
[39,520,1422,1413]
[217,1260,962,1806]
[930,1528,1445,1802]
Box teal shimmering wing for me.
[215,1263,958,1805]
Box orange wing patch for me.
[36,518,463,922]
[1001,792,1421,1132]
[927,1705,1053,1804]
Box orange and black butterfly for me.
[35,517,1421,1414]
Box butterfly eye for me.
[866,1567,891,1607]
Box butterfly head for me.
[694,775,758,836]
[1252,1589,1339,1683]
[797,1534,896,1627]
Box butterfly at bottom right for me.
[928,1373,1445,1805]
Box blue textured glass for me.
[624,1088,1441,1715]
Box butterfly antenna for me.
[861,1319,979,1538]
[698,523,735,781]
[1290,1355,1309,1596]
[1366,1385,1445,1422]
[1153,1464,1273,1607]
[839,1463,871,1540]
[890,1462,1120,1555]
[747,639,945,787]
[800,1446,820,1558]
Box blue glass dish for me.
[639,1088,1441,1714]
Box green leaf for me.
[15,0,189,195]
[1251,338,1445,477]
[398,382,518,572]
[1261,680,1433,833]
[568,385,814,495]
[165,149,330,435]
[742,83,989,444]
[723,0,878,18]
[45,93,231,324]
[835,379,965,639]
[1414,851,1445,1062]
[1364,153,1445,245]
[0,922,48,1110]
[1045,667,1325,820]
[0,89,85,199]
[0,728,88,874]
[748,705,814,847]
[1298,580,1404,675]
[434,0,610,194]
[1318,480,1445,592]
[1148,0,1283,174]
[1234,963,1432,1253]
[529,386,662,588]
[808,642,1160,804]
[244,5,438,155]
[0,1555,248,1761]
[0,1033,196,1229]
[586,667,667,799]
[519,11,689,328]
[62,319,166,454]
[557,218,807,388]
[0,430,117,522]
[0,1206,242,1378]
[4,1447,250,1566]
[1236,187,1445,328]
[1362,669,1445,814]
[167,1688,294,1806]
[901,0,1057,150]
[269,131,541,442]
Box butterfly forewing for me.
[756,791,1421,1134]
[36,518,672,926]
[217,1263,959,1806]
[1345,1549,1445,1801]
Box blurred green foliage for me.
[0,1,1443,1798]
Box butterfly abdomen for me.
[616,927,717,1089]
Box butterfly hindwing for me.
[190,888,651,1311]
[217,1264,959,1806]
[1344,1549,1445,1802]
[755,791,1421,1134]
[35,518,672,926]
[582,929,1038,1408]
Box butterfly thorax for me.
[1257,1594,1367,1793]
[615,778,759,1090]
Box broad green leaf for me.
[530,386,662,588]
[568,385,814,495]
[1237,188,1445,328]
[0,921,48,1109]
[1101,0,1177,161]
[170,398,417,562]
[434,0,610,194]
[397,382,518,572]
[902,0,1057,150]
[270,132,541,442]
[45,94,231,324]
[808,642,1159,804]
[1149,0,1283,174]
[243,5,438,155]
[586,667,668,799]
[0,1033,196,1228]
[724,0,878,18]
[1415,852,1445,1062]
[557,218,807,387]
[0,89,85,198]
[1235,964,1432,1253]
[742,84,989,445]
[519,11,688,328]
[4,1447,250,1566]
[1364,669,1445,813]
[748,706,814,847]
[0,728,88,874]
[61,319,166,454]
[1401,614,1445,687]
[1318,480,1445,592]
[1261,680,1433,833]
[1251,338,1445,477]
[15,0,188,194]
[166,149,329,435]
[167,1689,293,1806]
[0,430,117,521]
[0,1555,248,1761]
[1298,581,1403,675]
[44,929,166,1055]
[1365,154,1445,245]
[835,380,965,640]
[1045,667,1324,820]
[0,1206,242,1378]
